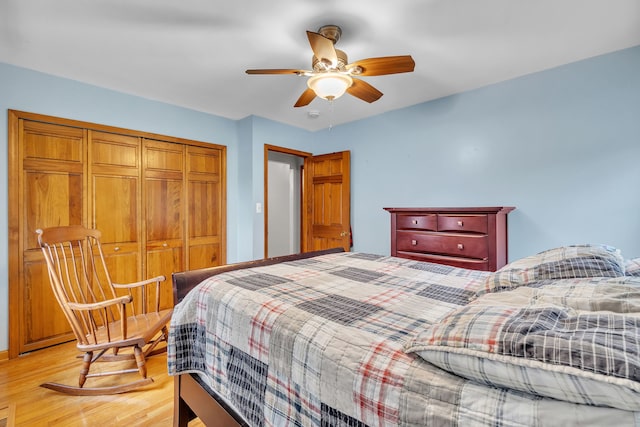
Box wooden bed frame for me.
[171,248,344,427]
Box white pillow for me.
[404,279,640,411]
[477,244,625,296]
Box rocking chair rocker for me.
[36,225,174,395]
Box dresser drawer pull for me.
[457,220,464,227]
[411,239,418,246]
[114,246,120,252]
[412,220,418,225]
[457,243,464,250]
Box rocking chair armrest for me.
[112,275,166,290]
[67,295,133,311]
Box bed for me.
[168,245,640,426]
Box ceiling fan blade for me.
[294,88,317,107]
[306,31,337,67]
[246,69,307,75]
[347,78,383,103]
[347,55,415,76]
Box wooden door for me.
[11,119,86,355]
[9,110,228,358]
[186,145,225,270]
[143,139,185,310]
[89,131,143,309]
[302,151,351,252]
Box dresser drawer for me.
[396,231,489,260]
[396,214,437,231]
[437,214,488,233]
[396,251,490,270]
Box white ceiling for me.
[1,0,639,131]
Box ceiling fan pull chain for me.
[328,99,334,131]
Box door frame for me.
[263,144,311,258]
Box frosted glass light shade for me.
[307,73,353,100]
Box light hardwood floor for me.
[0,341,204,426]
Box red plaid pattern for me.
[265,370,321,426]
[362,287,407,307]
[354,340,411,425]
[249,299,288,361]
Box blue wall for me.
[317,45,640,262]
[1,44,640,353]
[0,63,275,352]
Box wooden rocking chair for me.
[36,225,174,395]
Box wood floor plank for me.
[0,342,204,426]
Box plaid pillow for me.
[626,258,640,276]
[404,280,640,411]
[477,244,625,296]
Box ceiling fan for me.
[245,25,416,107]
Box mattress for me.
[168,251,640,426]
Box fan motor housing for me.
[313,49,348,71]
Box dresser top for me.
[383,207,515,214]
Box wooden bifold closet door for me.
[143,139,186,311]
[8,110,227,358]
[90,131,143,311]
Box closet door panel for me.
[23,121,83,162]
[189,243,221,271]
[93,175,138,242]
[187,146,224,270]
[144,177,184,309]
[90,131,142,296]
[189,181,220,237]
[18,121,86,354]
[146,244,184,310]
[187,180,221,270]
[23,171,82,349]
[25,172,84,249]
[92,135,138,169]
[145,179,184,241]
[22,254,73,352]
[143,139,185,311]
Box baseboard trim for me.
[0,350,8,362]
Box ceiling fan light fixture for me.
[307,73,353,101]
[246,25,415,108]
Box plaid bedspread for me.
[168,252,640,426]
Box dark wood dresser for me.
[384,207,515,271]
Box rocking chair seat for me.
[77,309,174,352]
